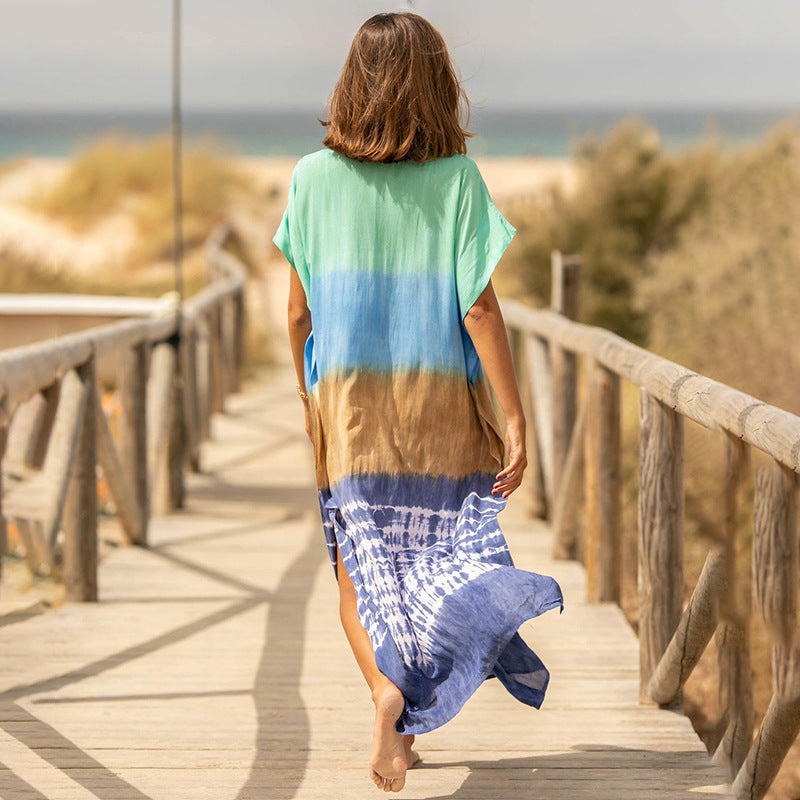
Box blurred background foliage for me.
[496,113,800,764]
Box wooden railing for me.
[501,252,800,800]
[0,224,247,600]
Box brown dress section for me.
[309,369,506,491]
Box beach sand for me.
[0,153,577,282]
[235,154,579,207]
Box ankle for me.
[371,677,391,707]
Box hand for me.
[493,416,526,498]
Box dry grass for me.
[499,113,717,344]
[0,155,31,180]
[502,114,800,797]
[24,132,258,267]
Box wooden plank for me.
[0,366,732,799]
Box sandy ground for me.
[0,154,577,284]
[235,153,579,206]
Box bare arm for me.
[287,266,313,439]
[463,279,526,498]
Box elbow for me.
[288,302,311,330]
[465,300,498,328]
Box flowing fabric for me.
[273,148,564,735]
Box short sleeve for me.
[454,159,516,319]
[272,165,311,297]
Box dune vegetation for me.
[498,112,800,797]
[24,132,258,267]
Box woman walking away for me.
[273,11,564,793]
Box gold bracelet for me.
[296,384,309,401]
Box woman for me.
[273,12,564,793]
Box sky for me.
[4,0,800,111]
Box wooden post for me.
[167,335,186,510]
[30,380,60,468]
[195,312,212,442]
[550,251,580,498]
[208,304,225,414]
[552,394,586,560]
[94,381,143,545]
[647,545,727,704]
[509,326,546,519]
[732,459,800,799]
[584,357,621,601]
[525,333,555,514]
[147,339,178,517]
[37,368,90,561]
[713,432,753,776]
[233,286,246,385]
[222,295,238,394]
[180,319,201,471]
[0,421,6,583]
[118,341,148,545]
[732,638,800,800]
[62,355,98,601]
[638,388,684,704]
[752,459,798,645]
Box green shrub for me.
[505,114,717,344]
[26,132,255,266]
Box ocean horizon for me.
[2,105,798,161]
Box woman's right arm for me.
[287,266,313,440]
[462,279,527,498]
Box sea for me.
[1,106,798,161]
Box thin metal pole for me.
[172,0,184,306]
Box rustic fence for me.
[0,223,247,600]
[501,252,800,800]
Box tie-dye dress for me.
[273,148,564,735]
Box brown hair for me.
[321,12,472,163]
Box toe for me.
[391,776,406,792]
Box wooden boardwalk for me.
[0,362,732,799]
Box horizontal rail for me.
[1,222,247,599]
[0,224,246,416]
[501,299,800,472]
[502,252,800,800]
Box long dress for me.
[273,148,564,736]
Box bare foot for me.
[403,735,421,768]
[370,682,408,792]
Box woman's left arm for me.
[287,267,313,440]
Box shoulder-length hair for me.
[321,12,472,163]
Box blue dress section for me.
[308,269,466,379]
[318,473,564,735]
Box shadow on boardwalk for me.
[0,369,731,799]
[0,374,325,800]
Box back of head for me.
[321,12,472,163]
